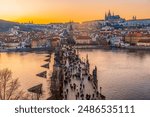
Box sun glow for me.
[0,0,150,24]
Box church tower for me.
[105,12,107,20]
[108,10,111,17]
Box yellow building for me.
[75,36,91,45]
[51,37,60,48]
[31,38,48,48]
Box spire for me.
[133,16,135,20]
[105,12,107,20]
[132,16,136,20]
[135,16,137,20]
[108,10,111,16]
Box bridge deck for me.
[63,60,101,100]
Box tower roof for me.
[108,10,111,16]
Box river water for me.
[0,52,54,99]
[0,49,150,100]
[79,49,150,100]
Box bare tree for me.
[0,68,29,100]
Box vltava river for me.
[0,49,150,100]
[0,52,53,99]
[79,49,150,100]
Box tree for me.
[0,68,28,100]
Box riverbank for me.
[0,47,53,53]
[1,45,150,53]
[74,45,109,49]
[75,45,150,51]
[124,46,150,51]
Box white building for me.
[9,26,20,35]
[110,36,122,47]
[124,19,150,26]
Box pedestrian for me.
[75,95,77,100]
[65,94,67,99]
[66,89,68,94]
[80,83,82,87]
[83,84,85,89]
[92,94,95,98]
[96,91,99,97]
[77,92,79,97]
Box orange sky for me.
[0,0,150,24]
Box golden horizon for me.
[0,0,150,24]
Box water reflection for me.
[79,49,150,100]
[0,49,150,100]
[0,52,53,99]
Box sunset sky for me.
[0,0,150,24]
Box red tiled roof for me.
[52,37,60,41]
[76,36,91,40]
[127,32,143,37]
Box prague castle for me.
[105,10,125,22]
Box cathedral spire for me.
[108,10,111,16]
[105,12,107,20]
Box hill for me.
[0,19,19,32]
